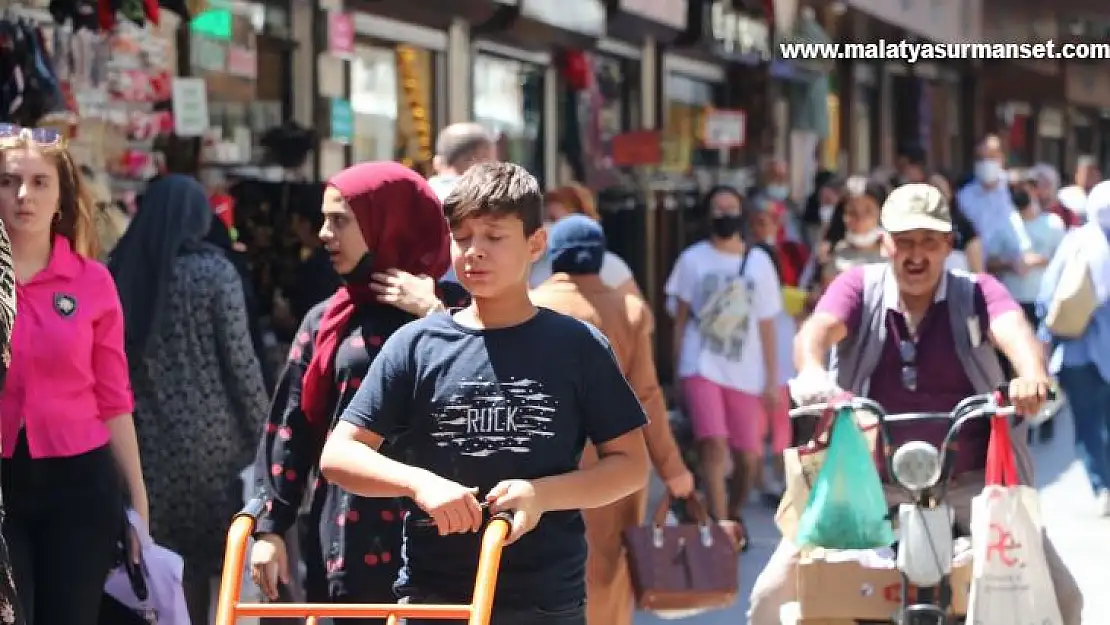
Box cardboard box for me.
[796,554,971,621]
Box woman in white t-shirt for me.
[665,185,784,545]
[529,183,643,298]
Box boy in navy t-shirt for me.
[319,162,649,624]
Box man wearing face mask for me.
[752,157,803,243]
[957,134,1019,270]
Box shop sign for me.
[330,98,354,143]
[710,1,771,59]
[328,12,355,56]
[702,109,747,148]
[519,0,605,37]
[619,0,687,30]
[191,32,228,72]
[171,78,210,138]
[610,130,662,166]
[226,45,257,79]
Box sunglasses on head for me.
[0,124,66,150]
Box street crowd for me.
[0,120,1102,625]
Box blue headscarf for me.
[548,214,606,275]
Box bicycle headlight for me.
[891,441,941,491]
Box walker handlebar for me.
[214,498,515,624]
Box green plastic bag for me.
[795,407,895,550]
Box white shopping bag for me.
[966,484,1063,625]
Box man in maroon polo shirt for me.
[746,184,1083,625]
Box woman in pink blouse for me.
[0,127,145,625]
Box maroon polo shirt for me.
[816,266,1020,475]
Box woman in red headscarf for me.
[249,162,460,623]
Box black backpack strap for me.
[739,244,753,277]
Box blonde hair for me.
[545,182,599,221]
[52,150,99,259]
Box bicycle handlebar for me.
[787,386,1056,492]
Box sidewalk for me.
[635,406,1110,624]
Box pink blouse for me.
[1,235,134,458]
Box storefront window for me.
[350,43,437,174]
[594,54,639,143]
[474,54,545,182]
[190,0,289,165]
[662,72,714,171]
[558,53,640,188]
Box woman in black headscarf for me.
[108,175,269,624]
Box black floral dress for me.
[256,284,468,623]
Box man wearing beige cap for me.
[746,183,1083,624]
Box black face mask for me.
[341,252,374,284]
[710,215,743,239]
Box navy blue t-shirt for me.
[340,307,647,609]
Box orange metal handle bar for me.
[215,498,513,625]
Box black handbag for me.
[97,508,153,624]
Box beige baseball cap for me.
[881,183,952,233]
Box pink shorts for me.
[682,376,791,453]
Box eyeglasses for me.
[899,340,918,392]
[0,124,66,150]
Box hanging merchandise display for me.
[67,17,178,188]
[0,0,184,213]
[0,10,69,127]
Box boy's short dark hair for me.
[444,161,544,235]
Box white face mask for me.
[845,228,884,247]
[975,160,1003,184]
[818,204,835,224]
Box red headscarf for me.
[300,162,451,431]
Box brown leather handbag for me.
[622,494,739,617]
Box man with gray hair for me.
[427,122,495,201]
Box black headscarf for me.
[108,174,216,356]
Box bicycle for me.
[786,386,1054,625]
[214,497,513,625]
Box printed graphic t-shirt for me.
[665,241,783,393]
[340,308,647,609]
